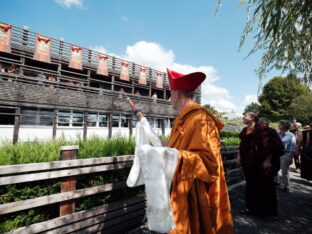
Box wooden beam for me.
[0,181,127,215]
[83,111,88,140]
[161,118,165,136]
[0,161,132,186]
[13,106,20,144]
[52,109,57,139]
[129,114,133,137]
[108,113,112,138]
[0,155,134,175]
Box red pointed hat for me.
[167,68,206,91]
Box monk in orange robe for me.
[126,68,233,233]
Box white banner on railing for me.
[33,34,51,63]
[0,24,12,53]
[69,45,83,70]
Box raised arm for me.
[121,91,143,121]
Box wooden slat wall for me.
[8,195,146,234]
[0,79,177,116]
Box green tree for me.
[243,102,260,115]
[202,104,220,116]
[289,91,312,123]
[258,74,309,115]
[218,0,312,83]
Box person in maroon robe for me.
[237,114,284,217]
[301,122,312,181]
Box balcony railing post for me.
[59,146,79,216]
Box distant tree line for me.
[244,74,312,123]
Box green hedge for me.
[220,131,240,138]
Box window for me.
[0,107,15,125]
[147,117,155,128]
[99,114,107,127]
[39,109,54,126]
[120,115,129,128]
[72,111,83,127]
[112,115,120,127]
[88,112,98,127]
[58,110,70,126]
[132,119,137,128]
[155,118,162,128]
[21,107,53,126]
[21,108,37,125]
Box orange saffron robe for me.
[168,103,234,234]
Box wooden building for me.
[0,22,201,143]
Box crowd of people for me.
[237,112,312,218]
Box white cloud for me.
[90,45,107,54]
[55,0,84,9]
[125,41,175,71]
[208,98,237,111]
[243,94,258,105]
[121,16,129,22]
[93,41,238,113]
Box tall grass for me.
[0,135,240,165]
[0,136,135,165]
[222,137,240,146]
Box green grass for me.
[0,136,135,165]
[222,137,240,146]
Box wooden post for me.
[161,118,165,136]
[88,49,92,64]
[83,111,88,140]
[22,26,28,47]
[13,107,20,144]
[52,109,58,140]
[59,146,78,216]
[129,115,133,137]
[111,75,115,91]
[59,38,64,57]
[108,113,112,138]
[149,69,152,97]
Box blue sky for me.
[0,0,281,114]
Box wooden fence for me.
[0,146,241,233]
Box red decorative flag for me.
[33,35,51,63]
[69,45,82,70]
[139,66,147,85]
[0,23,12,53]
[97,53,109,76]
[156,71,164,89]
[120,60,129,81]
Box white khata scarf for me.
[127,117,178,233]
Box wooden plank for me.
[7,196,145,234]
[0,181,127,215]
[47,202,145,234]
[223,159,238,166]
[0,162,132,185]
[225,168,242,176]
[0,155,134,175]
[76,210,146,234]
